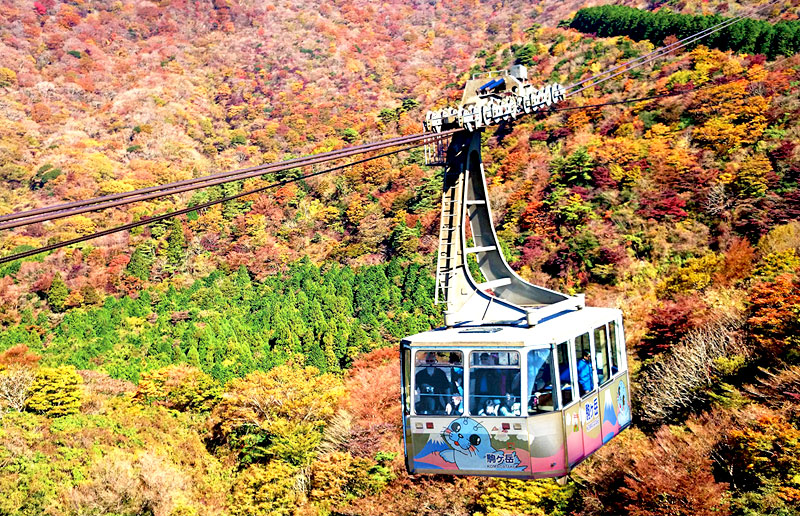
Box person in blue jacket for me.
[576,351,594,396]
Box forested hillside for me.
[1,0,800,515]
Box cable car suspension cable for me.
[0,143,430,265]
[0,131,458,227]
[0,130,459,230]
[565,0,780,97]
[565,0,778,97]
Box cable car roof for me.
[402,306,621,348]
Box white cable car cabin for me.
[401,308,630,478]
[403,81,631,478]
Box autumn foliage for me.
[0,0,799,514]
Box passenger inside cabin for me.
[478,398,499,416]
[446,374,464,415]
[470,352,500,413]
[498,392,520,416]
[415,352,450,414]
[577,351,594,396]
[449,352,463,393]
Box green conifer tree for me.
[167,219,186,268]
[47,272,69,312]
[187,346,201,368]
[127,244,153,280]
[307,341,327,372]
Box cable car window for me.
[574,332,595,397]
[609,320,620,376]
[414,351,462,415]
[469,351,520,416]
[595,326,611,386]
[527,348,556,414]
[403,348,411,414]
[556,341,573,406]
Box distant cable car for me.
[404,73,630,478]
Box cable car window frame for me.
[555,341,576,408]
[402,347,411,415]
[595,325,612,387]
[468,350,521,417]
[412,350,463,416]
[527,346,557,415]
[609,320,620,377]
[574,332,595,398]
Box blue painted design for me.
[617,380,631,427]
[602,389,617,444]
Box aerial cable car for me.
[402,66,630,479]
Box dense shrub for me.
[26,365,82,417]
[474,479,576,516]
[133,364,222,411]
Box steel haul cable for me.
[564,0,781,98]
[0,130,459,230]
[0,131,457,226]
[0,141,442,265]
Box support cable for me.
[0,130,458,230]
[0,131,458,227]
[0,143,431,265]
[564,0,780,98]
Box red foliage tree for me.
[344,346,400,430]
[747,271,800,360]
[641,295,710,357]
[621,419,730,516]
[714,238,755,286]
[637,189,688,221]
[0,344,41,368]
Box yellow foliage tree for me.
[59,214,96,236]
[134,364,221,412]
[693,116,750,154]
[346,194,367,226]
[309,451,394,510]
[0,67,16,88]
[209,365,344,465]
[690,79,769,153]
[590,136,642,168]
[689,45,731,85]
[84,152,116,180]
[758,221,800,255]
[475,479,575,516]
[26,365,83,417]
[230,461,306,516]
[753,249,800,280]
[732,153,773,198]
[660,253,722,295]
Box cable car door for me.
[556,341,584,466]
[574,331,603,457]
[581,330,603,456]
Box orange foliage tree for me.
[747,270,800,360]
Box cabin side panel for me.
[527,412,567,478]
[407,416,532,477]
[600,372,632,444]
